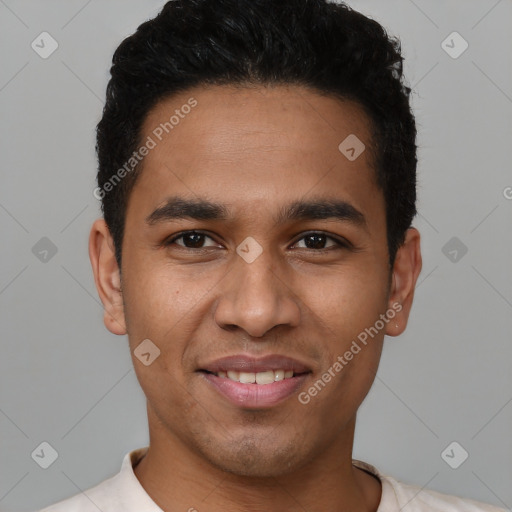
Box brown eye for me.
[166,231,219,249]
[293,232,348,251]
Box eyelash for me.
[164,230,350,252]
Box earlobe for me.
[88,218,127,336]
[385,227,422,337]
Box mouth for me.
[198,354,312,408]
[202,368,302,384]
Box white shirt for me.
[37,447,506,512]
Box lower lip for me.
[201,372,309,408]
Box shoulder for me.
[382,473,506,512]
[36,473,119,512]
[352,460,506,512]
[34,447,151,512]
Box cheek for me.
[122,262,213,380]
[303,263,388,337]
[123,262,198,336]
[298,263,387,396]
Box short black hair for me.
[96,0,417,270]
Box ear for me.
[385,227,422,337]
[88,218,127,335]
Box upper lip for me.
[200,354,312,374]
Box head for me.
[95,0,417,271]
[90,0,421,478]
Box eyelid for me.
[165,230,221,248]
[291,231,351,250]
[164,230,350,250]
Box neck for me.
[133,410,381,512]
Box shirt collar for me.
[119,447,395,511]
[115,447,163,511]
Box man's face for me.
[112,85,395,476]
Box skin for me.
[89,84,422,512]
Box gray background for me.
[0,0,511,510]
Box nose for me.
[213,244,301,338]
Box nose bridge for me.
[213,238,300,337]
[237,243,280,300]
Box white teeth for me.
[227,370,239,381]
[217,369,296,384]
[239,371,256,383]
[256,371,275,385]
[274,370,285,381]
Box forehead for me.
[141,83,374,166]
[129,84,384,230]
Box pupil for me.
[185,233,204,248]
[306,234,325,249]
[181,234,327,249]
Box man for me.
[39,0,504,510]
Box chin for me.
[199,436,309,478]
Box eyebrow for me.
[146,195,367,230]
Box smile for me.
[198,354,312,408]
[208,369,295,384]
